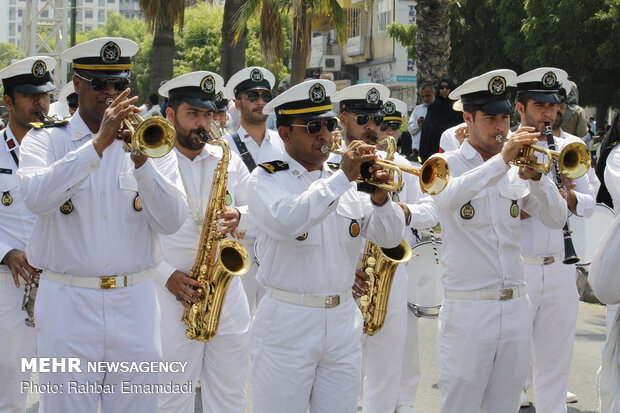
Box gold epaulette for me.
[258,160,289,174]
[29,117,69,130]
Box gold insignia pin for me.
[60,199,74,214]
[2,191,13,206]
[460,201,475,220]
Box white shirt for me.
[407,103,430,151]
[439,122,466,153]
[520,130,598,257]
[156,144,252,335]
[248,151,405,294]
[17,110,186,277]
[0,126,36,263]
[224,125,285,165]
[606,144,620,215]
[432,140,567,291]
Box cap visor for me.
[344,108,384,117]
[79,70,131,79]
[182,97,216,110]
[526,91,560,104]
[479,100,513,115]
[283,110,337,121]
[14,82,55,94]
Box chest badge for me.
[60,199,74,215]
[510,200,519,218]
[296,233,308,241]
[2,191,13,206]
[460,201,475,220]
[225,191,233,206]
[134,193,143,212]
[392,192,400,202]
[349,219,360,237]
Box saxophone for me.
[182,125,251,342]
[358,135,413,336]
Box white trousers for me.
[35,276,161,413]
[361,265,411,413]
[437,295,531,413]
[251,295,363,413]
[525,261,579,413]
[155,279,250,413]
[398,299,422,407]
[0,272,36,413]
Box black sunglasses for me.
[75,73,129,92]
[290,118,338,135]
[245,90,273,103]
[439,85,451,90]
[348,113,383,126]
[380,122,401,131]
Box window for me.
[347,7,360,38]
[9,24,15,36]
[99,0,104,6]
[41,9,49,18]
[98,9,105,22]
[18,9,22,17]
[108,0,114,3]
[85,0,92,2]
[85,9,93,18]
[377,0,392,32]
[9,7,15,20]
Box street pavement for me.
[27,301,606,412]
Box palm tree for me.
[139,0,186,95]
[233,0,346,86]
[414,0,451,87]
[221,0,248,82]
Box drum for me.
[568,203,615,266]
[406,241,444,318]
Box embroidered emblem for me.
[32,60,47,78]
[258,160,289,174]
[215,91,223,102]
[101,41,121,64]
[2,191,13,206]
[225,191,233,206]
[309,83,326,104]
[250,68,264,82]
[134,193,142,211]
[383,101,396,115]
[510,200,519,218]
[200,75,215,94]
[349,219,360,237]
[488,76,506,95]
[60,199,74,214]
[460,201,475,220]
[296,232,308,241]
[366,87,380,104]
[542,72,557,88]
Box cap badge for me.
[488,76,506,96]
[215,91,223,102]
[101,41,121,64]
[32,60,47,78]
[250,68,264,82]
[309,83,326,104]
[542,72,557,88]
[200,75,215,94]
[366,88,380,104]
[383,101,396,115]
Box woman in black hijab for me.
[595,113,620,208]
[418,77,464,162]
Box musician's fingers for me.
[11,269,20,288]
[15,267,31,287]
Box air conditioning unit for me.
[322,55,341,72]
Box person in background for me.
[407,82,435,158]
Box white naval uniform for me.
[432,140,567,413]
[360,152,438,413]
[224,126,284,311]
[247,152,405,413]
[154,145,253,413]
[0,127,37,413]
[520,131,597,413]
[17,110,186,413]
[439,122,466,153]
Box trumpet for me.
[107,98,177,158]
[320,137,450,194]
[495,135,590,178]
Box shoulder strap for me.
[3,130,19,167]
[258,160,289,174]
[231,133,257,172]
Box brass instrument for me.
[359,240,413,335]
[320,134,450,194]
[182,123,251,342]
[118,113,177,158]
[496,135,590,179]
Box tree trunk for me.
[415,0,451,89]
[221,0,247,82]
[149,18,174,96]
[290,7,310,86]
[596,104,610,135]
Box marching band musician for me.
[515,68,597,411]
[0,56,55,413]
[223,67,285,312]
[247,79,405,412]
[332,85,437,413]
[153,71,252,413]
[17,37,186,413]
[432,69,567,413]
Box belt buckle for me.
[543,256,555,265]
[100,276,118,289]
[499,288,513,301]
[325,295,340,308]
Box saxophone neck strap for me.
[231,132,257,172]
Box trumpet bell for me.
[131,116,177,158]
[420,156,450,195]
[559,142,591,179]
